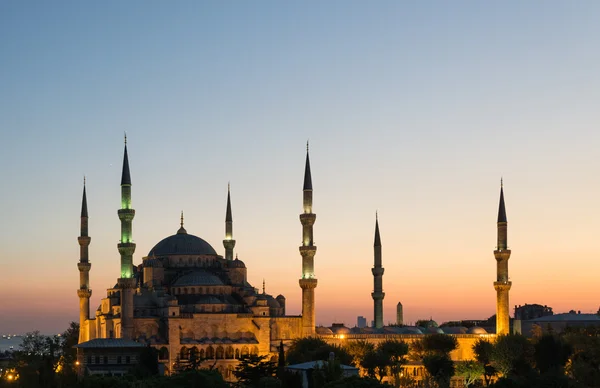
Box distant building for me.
[515,304,553,320]
[520,312,600,336]
[357,316,367,328]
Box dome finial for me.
[124,131,127,145]
[177,211,187,234]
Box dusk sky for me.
[1,2,600,334]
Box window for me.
[117,356,122,364]
[87,356,92,364]
[103,356,108,364]
[95,356,100,364]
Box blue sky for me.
[1,2,600,333]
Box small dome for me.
[400,327,424,334]
[149,232,217,256]
[427,327,445,334]
[276,294,285,300]
[172,270,223,286]
[424,319,439,328]
[229,258,246,268]
[441,327,468,334]
[330,325,351,335]
[316,327,333,335]
[467,326,487,334]
[383,326,404,334]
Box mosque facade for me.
[76,140,510,378]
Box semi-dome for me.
[316,327,333,335]
[148,229,217,256]
[229,258,246,268]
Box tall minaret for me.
[299,142,317,336]
[494,179,511,335]
[372,213,385,329]
[77,178,92,343]
[223,183,235,261]
[117,135,136,339]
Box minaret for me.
[299,142,317,336]
[223,183,235,261]
[372,213,385,329]
[77,178,92,343]
[396,302,404,326]
[117,135,136,339]
[494,179,512,335]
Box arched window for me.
[225,346,234,359]
[180,346,189,360]
[235,349,240,359]
[216,346,224,359]
[206,346,215,359]
[190,347,199,360]
[159,347,169,360]
[241,346,249,358]
[199,348,205,359]
[251,346,259,356]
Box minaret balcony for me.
[77,262,91,272]
[77,289,92,298]
[78,236,91,246]
[494,281,512,292]
[299,278,318,289]
[371,267,384,276]
[118,208,135,221]
[299,213,316,225]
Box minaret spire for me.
[77,178,92,343]
[223,183,236,260]
[493,179,512,335]
[372,213,385,329]
[117,138,137,339]
[299,143,317,336]
[178,211,187,234]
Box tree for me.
[423,354,454,388]
[473,338,497,386]
[359,340,408,383]
[345,340,375,371]
[233,354,277,386]
[455,360,484,387]
[286,338,352,365]
[420,334,459,355]
[491,334,534,378]
[564,332,600,387]
[533,335,571,375]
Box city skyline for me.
[2,2,600,333]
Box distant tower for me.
[77,178,92,343]
[223,184,235,261]
[299,143,317,336]
[494,180,512,335]
[117,136,136,339]
[396,302,404,326]
[372,213,385,329]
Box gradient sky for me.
[1,1,600,334]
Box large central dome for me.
[148,227,217,256]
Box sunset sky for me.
[1,2,600,334]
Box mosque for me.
[75,140,511,378]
